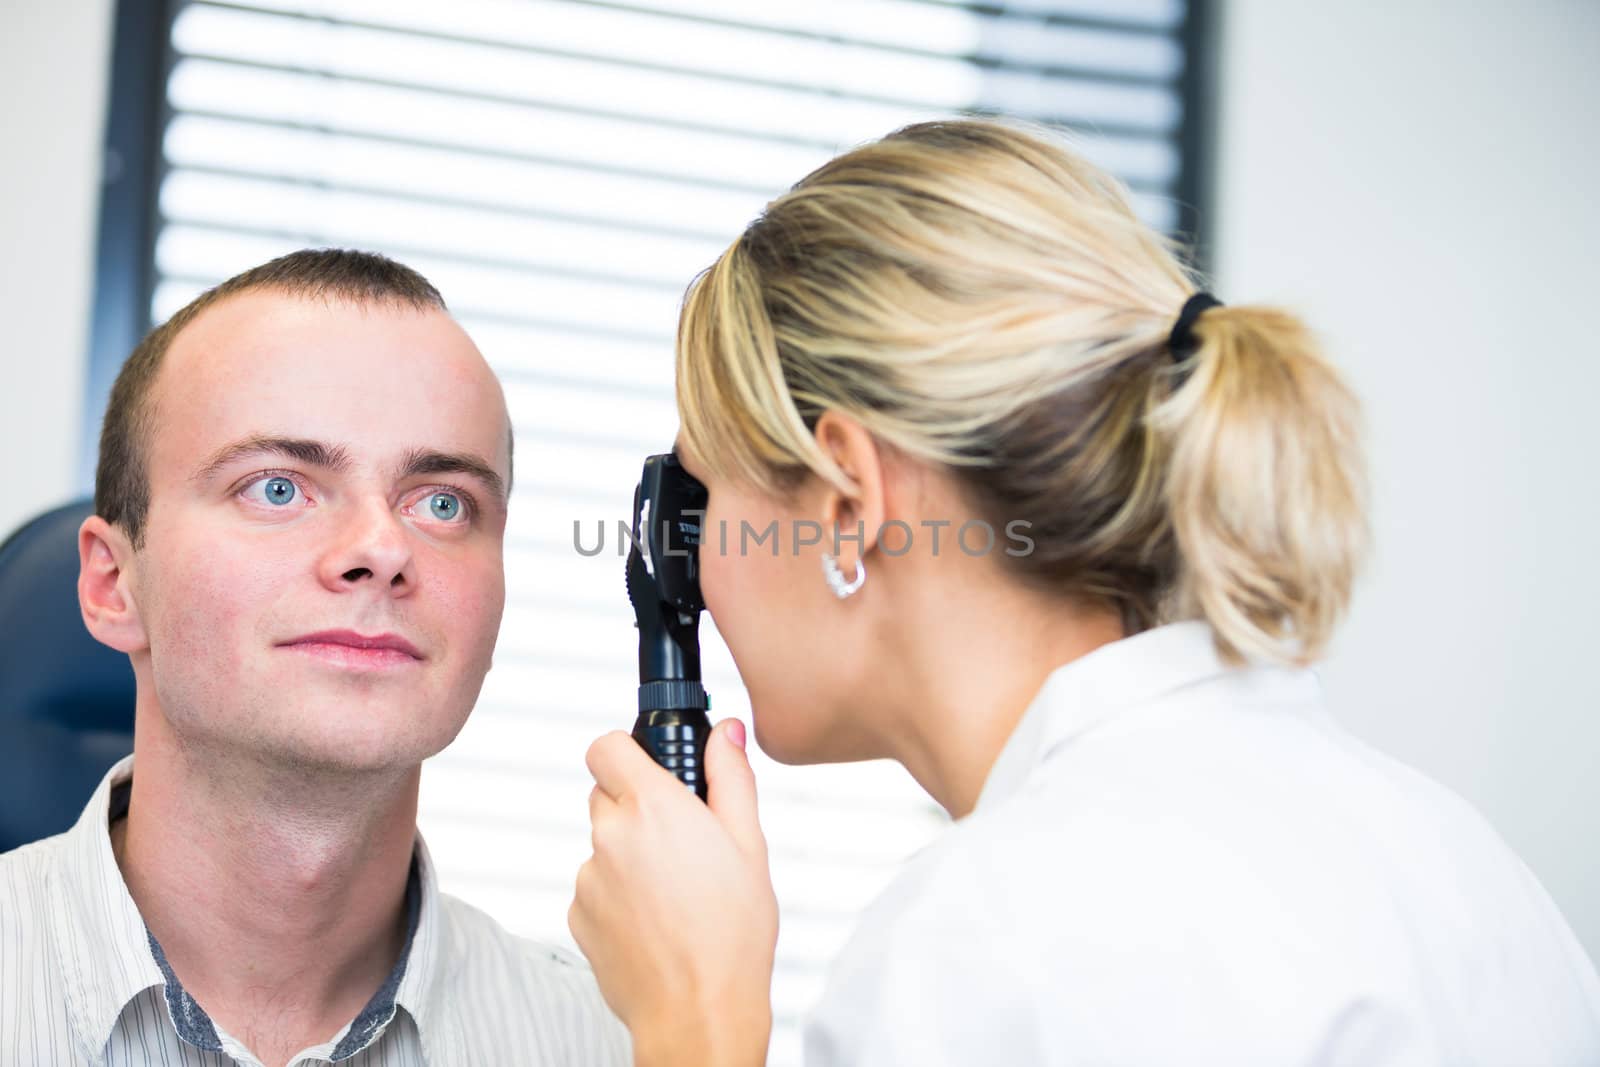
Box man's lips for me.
[278,630,424,667]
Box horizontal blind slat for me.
[194,0,1181,83]
[173,5,1182,136]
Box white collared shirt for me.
[804,622,1600,1066]
[0,756,630,1067]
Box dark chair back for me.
[0,500,135,852]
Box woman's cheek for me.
[699,528,732,625]
[697,498,734,613]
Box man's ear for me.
[78,515,148,654]
[812,411,887,562]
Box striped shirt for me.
[0,756,631,1066]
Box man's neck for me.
[112,712,421,1067]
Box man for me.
[0,250,630,1066]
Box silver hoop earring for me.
[821,552,866,600]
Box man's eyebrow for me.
[191,436,352,483]
[398,447,507,505]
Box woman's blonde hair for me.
[677,119,1367,667]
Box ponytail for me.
[1151,304,1369,666]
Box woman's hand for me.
[570,718,778,1067]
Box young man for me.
[0,250,629,1066]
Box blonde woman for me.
[567,120,1600,1065]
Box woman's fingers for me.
[567,860,603,980]
[584,729,663,801]
[705,719,767,862]
[571,724,779,1055]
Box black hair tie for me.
[1168,292,1223,364]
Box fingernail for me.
[725,718,746,750]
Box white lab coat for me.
[803,622,1600,1065]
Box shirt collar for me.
[48,755,454,1064]
[140,847,425,1062]
[973,621,1321,815]
[393,833,465,1064]
[47,754,164,1062]
[326,852,423,1060]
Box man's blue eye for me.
[428,492,463,521]
[263,477,296,506]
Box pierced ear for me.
[812,411,887,560]
[78,515,148,654]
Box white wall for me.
[0,0,113,539]
[1213,0,1600,960]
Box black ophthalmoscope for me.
[626,452,712,801]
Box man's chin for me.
[242,702,469,777]
[249,735,441,780]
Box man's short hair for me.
[95,249,448,549]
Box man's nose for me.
[318,498,417,594]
